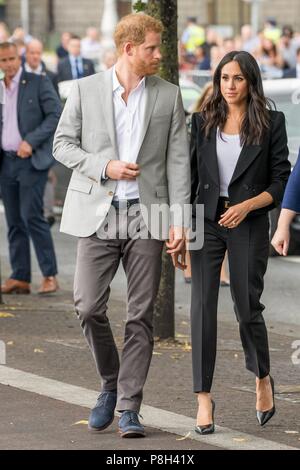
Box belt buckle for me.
[224,200,230,209]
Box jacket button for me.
[108,191,114,196]
[243,184,249,190]
[204,184,210,189]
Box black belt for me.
[218,197,230,210]
[111,198,140,210]
[215,197,230,221]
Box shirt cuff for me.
[101,162,109,182]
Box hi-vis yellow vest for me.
[184,25,205,53]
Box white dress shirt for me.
[110,66,146,200]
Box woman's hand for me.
[271,226,290,256]
[271,209,296,256]
[218,201,250,228]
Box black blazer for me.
[57,57,95,82]
[0,70,61,171]
[190,110,291,221]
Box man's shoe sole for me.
[37,289,58,295]
[1,288,30,295]
[119,429,146,438]
[88,416,114,432]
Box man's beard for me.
[133,59,160,76]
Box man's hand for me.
[17,141,32,159]
[218,201,250,228]
[106,160,140,180]
[166,226,187,270]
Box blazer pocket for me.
[69,179,93,194]
[156,186,168,198]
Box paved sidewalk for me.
[0,290,299,450]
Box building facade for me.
[4,0,300,43]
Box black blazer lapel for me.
[230,144,262,185]
[201,127,220,187]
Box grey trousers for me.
[190,214,270,393]
[74,206,163,412]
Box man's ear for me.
[124,42,134,56]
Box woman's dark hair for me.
[202,50,274,145]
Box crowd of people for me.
[180,16,300,79]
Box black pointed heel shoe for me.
[256,375,276,426]
[195,399,215,435]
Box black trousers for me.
[190,214,270,393]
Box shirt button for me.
[108,191,114,196]
[204,184,210,189]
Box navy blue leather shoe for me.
[118,411,145,438]
[88,390,117,431]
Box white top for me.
[216,129,242,197]
[111,66,146,200]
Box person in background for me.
[194,45,210,71]
[278,26,298,70]
[56,31,71,60]
[263,18,281,44]
[57,34,95,82]
[240,24,260,54]
[0,21,9,42]
[283,47,300,78]
[24,38,59,227]
[81,27,103,63]
[99,49,117,71]
[181,17,205,55]
[0,42,61,295]
[13,38,25,59]
[10,26,32,45]
[24,39,59,94]
[271,149,300,255]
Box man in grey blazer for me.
[53,13,190,438]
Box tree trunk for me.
[134,0,179,339]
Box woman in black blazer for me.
[190,51,290,434]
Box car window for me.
[266,94,300,166]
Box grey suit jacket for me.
[53,68,191,239]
